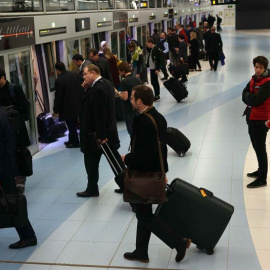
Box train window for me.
[66,39,80,72]
[0,56,4,70]
[130,0,139,9]
[137,27,142,47]
[0,0,43,12]
[99,0,115,10]
[45,0,75,11]
[43,43,56,92]
[119,30,126,61]
[111,32,118,57]
[116,0,128,9]
[157,0,162,7]
[149,0,155,8]
[81,38,92,60]
[78,0,97,10]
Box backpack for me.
[9,83,31,121]
[0,105,21,135]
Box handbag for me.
[17,148,33,176]
[124,112,166,204]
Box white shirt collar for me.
[91,76,102,87]
[79,60,85,71]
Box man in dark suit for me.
[77,64,124,197]
[176,35,188,83]
[122,85,190,263]
[54,62,84,148]
[0,108,37,249]
[207,26,223,71]
[88,48,113,83]
[72,54,92,79]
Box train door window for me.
[137,26,142,47]
[157,0,161,8]
[81,38,91,60]
[66,39,79,72]
[78,0,97,10]
[149,0,155,8]
[111,32,118,56]
[0,56,4,69]
[43,43,56,92]
[119,30,126,61]
[130,0,139,9]
[99,0,115,10]
[8,50,38,148]
[45,0,75,11]
[0,0,43,12]
[142,25,147,56]
[116,0,128,9]
[157,22,162,33]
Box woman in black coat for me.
[189,31,202,71]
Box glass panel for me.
[80,38,91,61]
[116,0,128,9]
[45,0,75,11]
[0,56,4,69]
[149,0,155,8]
[130,0,139,9]
[142,25,147,56]
[0,0,43,12]
[111,32,118,56]
[78,0,97,10]
[137,26,142,47]
[119,30,126,61]
[43,43,56,92]
[157,0,162,8]
[99,0,114,10]
[8,50,37,146]
[66,39,79,71]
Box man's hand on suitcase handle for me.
[98,138,108,144]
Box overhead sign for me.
[129,18,139,23]
[211,0,238,5]
[0,17,35,51]
[97,21,112,28]
[39,27,66,37]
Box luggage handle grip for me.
[199,188,213,198]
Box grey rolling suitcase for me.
[155,178,234,255]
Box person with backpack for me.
[146,38,165,102]
[0,68,31,194]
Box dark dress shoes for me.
[64,141,70,146]
[66,143,80,148]
[247,170,259,178]
[9,237,37,249]
[175,238,191,263]
[123,252,149,263]
[114,189,124,194]
[247,178,267,189]
[76,191,99,197]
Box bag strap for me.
[130,108,165,175]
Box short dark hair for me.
[253,56,269,69]
[118,61,132,73]
[153,28,158,34]
[0,68,6,79]
[132,85,154,106]
[72,54,84,62]
[147,38,154,44]
[179,34,185,40]
[55,62,66,71]
[89,48,98,56]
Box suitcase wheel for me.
[178,151,186,157]
[207,249,214,255]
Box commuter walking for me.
[72,54,91,79]
[78,64,124,197]
[0,108,37,249]
[216,14,222,32]
[242,56,270,188]
[207,26,223,71]
[122,85,190,263]
[189,31,202,71]
[0,68,30,194]
[167,27,179,66]
[54,62,83,148]
[158,32,169,80]
[176,35,188,82]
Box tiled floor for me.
[1,26,270,269]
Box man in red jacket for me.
[242,56,270,188]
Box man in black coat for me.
[175,35,188,83]
[122,85,190,263]
[54,62,84,148]
[167,27,179,66]
[0,68,30,194]
[77,64,124,197]
[88,48,113,83]
[0,108,37,249]
[72,54,92,79]
[207,26,223,71]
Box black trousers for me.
[248,124,269,180]
[150,69,160,97]
[66,117,79,145]
[84,147,124,192]
[160,66,169,79]
[124,112,137,136]
[209,52,219,71]
[133,204,183,258]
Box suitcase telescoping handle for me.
[199,188,213,198]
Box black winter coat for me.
[80,77,120,154]
[207,32,223,53]
[54,70,84,121]
[124,107,168,173]
[0,81,30,148]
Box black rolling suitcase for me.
[163,78,188,103]
[100,143,126,189]
[155,178,234,255]
[166,127,191,157]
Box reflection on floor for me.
[1,26,270,269]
